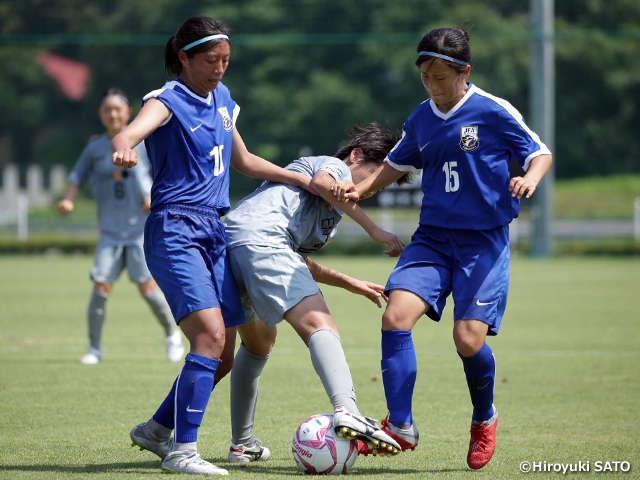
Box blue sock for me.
[153,378,178,430]
[381,330,417,427]
[174,353,220,444]
[459,343,496,422]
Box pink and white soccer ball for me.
[292,413,358,475]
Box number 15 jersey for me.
[387,83,551,231]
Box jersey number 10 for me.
[442,161,460,193]
[210,145,225,176]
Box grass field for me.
[0,255,639,479]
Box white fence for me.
[0,164,67,237]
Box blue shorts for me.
[385,225,510,336]
[144,204,245,326]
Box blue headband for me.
[182,34,229,51]
[418,51,469,66]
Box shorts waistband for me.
[151,203,223,218]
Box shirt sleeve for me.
[496,103,552,171]
[386,120,423,173]
[317,158,352,182]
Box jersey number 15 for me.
[442,161,460,193]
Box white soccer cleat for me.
[165,331,185,363]
[130,422,173,459]
[333,408,401,455]
[80,347,101,365]
[228,439,271,463]
[162,451,228,475]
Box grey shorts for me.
[227,244,320,328]
[91,240,152,284]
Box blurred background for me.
[0,0,639,254]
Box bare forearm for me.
[305,257,356,290]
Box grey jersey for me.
[69,133,152,245]
[224,156,351,256]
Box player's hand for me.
[509,175,537,199]
[331,180,359,202]
[369,226,405,257]
[350,280,388,308]
[57,199,74,215]
[112,148,138,169]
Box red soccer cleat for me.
[467,409,498,469]
[356,414,419,456]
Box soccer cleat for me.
[356,415,419,456]
[227,439,271,463]
[165,331,185,363]
[467,408,498,470]
[333,408,401,455]
[80,347,101,365]
[161,451,229,475]
[130,422,173,460]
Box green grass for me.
[0,255,639,479]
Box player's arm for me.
[310,170,404,257]
[112,98,171,169]
[231,129,313,193]
[57,183,80,214]
[331,162,406,202]
[509,154,553,199]
[304,257,386,308]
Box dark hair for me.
[334,122,413,187]
[415,28,471,73]
[99,87,130,106]
[164,16,231,77]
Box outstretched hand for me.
[330,180,359,202]
[350,280,388,308]
[369,226,405,257]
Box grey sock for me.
[143,289,176,337]
[308,328,360,415]
[87,290,108,351]
[230,343,270,446]
[146,418,172,441]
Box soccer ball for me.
[292,413,358,475]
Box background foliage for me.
[1,0,639,198]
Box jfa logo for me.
[460,125,479,152]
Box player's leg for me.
[451,226,509,469]
[376,288,426,451]
[131,206,233,475]
[228,319,275,463]
[374,233,453,454]
[82,282,112,364]
[455,319,498,470]
[82,242,123,364]
[284,294,400,455]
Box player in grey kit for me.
[58,88,184,365]
[223,123,413,463]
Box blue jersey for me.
[387,83,551,230]
[143,79,239,213]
